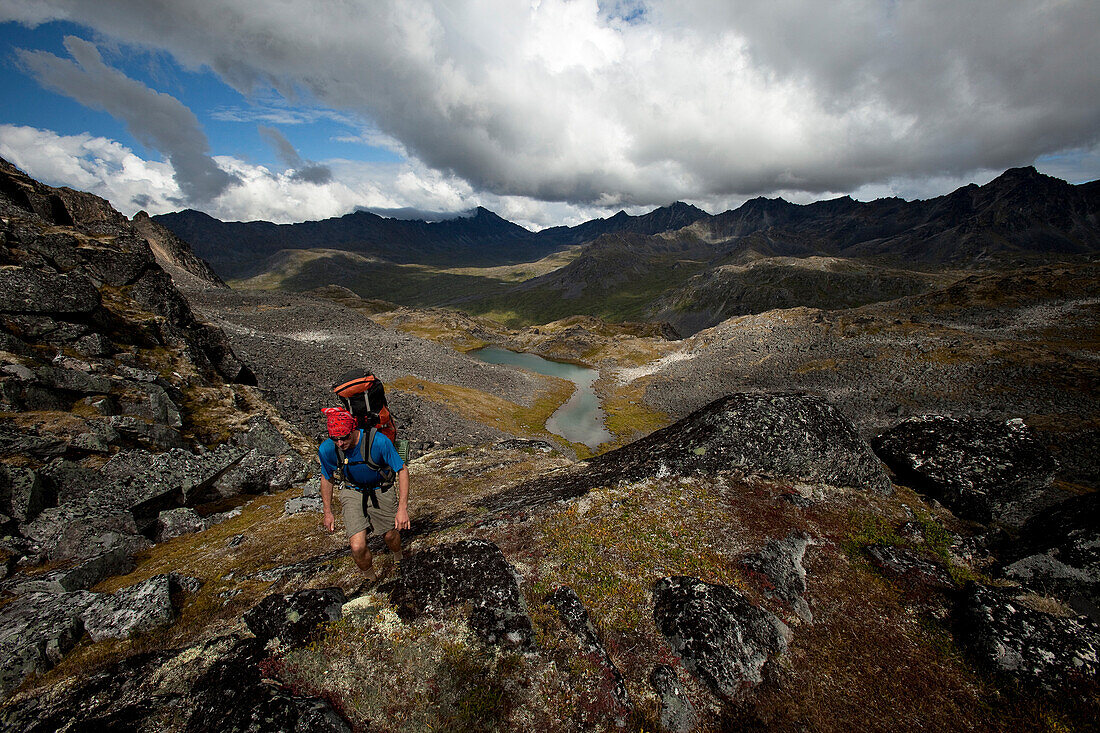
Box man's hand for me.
[395,506,410,531]
[323,509,335,533]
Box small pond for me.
[470,346,612,449]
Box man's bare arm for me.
[394,467,410,530]
[320,475,336,532]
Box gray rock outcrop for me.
[740,531,816,623]
[0,571,200,695]
[81,573,181,642]
[652,576,792,699]
[872,415,1059,526]
[1001,491,1100,623]
[7,546,134,594]
[545,586,631,716]
[0,589,99,697]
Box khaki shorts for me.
[337,485,398,539]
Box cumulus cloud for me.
[5,0,1099,210]
[0,124,182,212]
[257,125,332,184]
[15,35,238,202]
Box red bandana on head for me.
[322,407,357,438]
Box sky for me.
[0,1,1098,231]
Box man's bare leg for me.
[349,530,376,581]
[383,528,403,562]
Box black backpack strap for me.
[361,427,379,470]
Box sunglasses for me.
[334,431,355,441]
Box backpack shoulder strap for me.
[362,426,383,472]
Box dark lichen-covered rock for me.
[482,391,892,514]
[545,586,631,714]
[0,464,50,523]
[957,582,1100,686]
[872,415,1058,527]
[1002,491,1100,623]
[602,391,891,491]
[243,587,346,647]
[0,266,101,315]
[0,633,351,731]
[740,531,816,623]
[649,664,699,733]
[388,539,536,649]
[653,576,791,699]
[0,589,99,697]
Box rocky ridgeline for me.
[0,159,315,698]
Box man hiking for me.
[318,407,410,582]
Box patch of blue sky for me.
[599,0,648,25]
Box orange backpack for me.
[332,369,397,441]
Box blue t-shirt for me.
[318,429,404,488]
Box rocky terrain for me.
[1,158,1098,731]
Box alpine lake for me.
[469,346,612,450]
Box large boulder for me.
[0,464,50,523]
[607,392,892,492]
[8,546,135,594]
[872,415,1058,527]
[19,503,151,564]
[155,507,207,542]
[482,391,892,514]
[653,576,791,699]
[957,582,1100,687]
[387,539,536,649]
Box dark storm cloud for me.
[17,36,238,202]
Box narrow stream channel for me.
[469,346,613,449]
